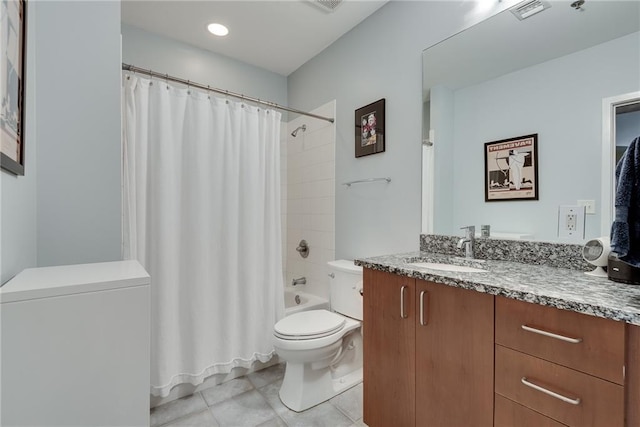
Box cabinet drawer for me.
[495,296,624,384]
[495,345,623,427]
[495,394,565,427]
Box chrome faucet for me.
[457,226,475,259]
[291,277,306,286]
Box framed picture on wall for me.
[484,134,538,202]
[1,0,26,176]
[355,98,385,158]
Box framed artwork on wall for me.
[484,134,538,202]
[355,98,385,158]
[1,0,26,176]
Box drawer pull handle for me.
[419,290,428,326]
[521,325,582,344]
[400,285,408,319]
[521,377,581,405]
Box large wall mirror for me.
[422,0,640,242]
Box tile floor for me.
[151,364,367,427]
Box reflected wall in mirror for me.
[422,0,640,242]
[601,91,640,235]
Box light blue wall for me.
[121,25,288,109]
[430,85,454,235]
[2,1,122,281]
[447,32,639,241]
[1,1,37,284]
[2,16,288,282]
[35,1,122,267]
[287,1,507,259]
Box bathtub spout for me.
[291,277,306,286]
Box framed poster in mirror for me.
[484,134,538,202]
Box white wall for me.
[286,101,336,300]
[1,1,37,284]
[35,1,122,267]
[287,1,509,260]
[447,32,639,241]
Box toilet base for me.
[279,363,362,413]
[278,330,363,412]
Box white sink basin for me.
[409,262,487,273]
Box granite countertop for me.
[354,251,640,326]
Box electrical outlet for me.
[558,205,586,241]
[577,200,596,215]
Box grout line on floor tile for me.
[157,408,211,427]
[329,400,358,423]
[275,415,289,427]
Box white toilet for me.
[273,260,363,412]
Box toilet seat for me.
[274,310,345,340]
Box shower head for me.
[291,124,307,137]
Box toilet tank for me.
[328,260,363,321]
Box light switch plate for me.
[577,199,596,215]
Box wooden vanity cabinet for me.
[363,268,494,427]
[363,267,640,427]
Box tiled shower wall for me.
[285,101,336,300]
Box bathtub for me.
[284,288,329,315]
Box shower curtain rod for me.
[122,63,335,124]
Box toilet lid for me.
[274,310,345,340]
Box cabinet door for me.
[415,280,494,427]
[363,269,416,427]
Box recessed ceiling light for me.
[207,23,229,37]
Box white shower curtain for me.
[122,75,285,397]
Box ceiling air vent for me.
[510,0,552,20]
[308,0,343,13]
